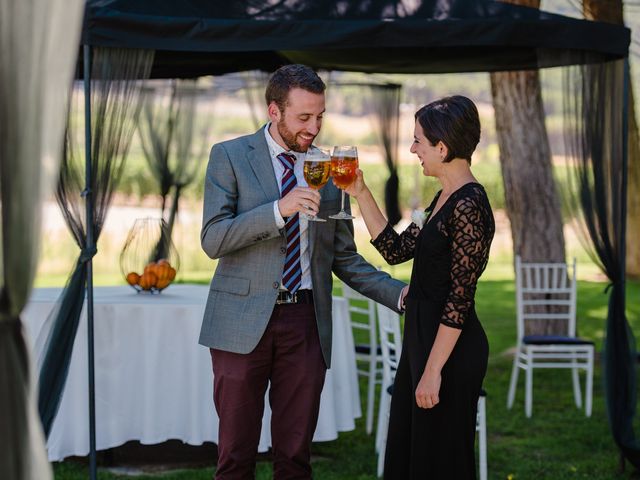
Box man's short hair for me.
[265,64,326,111]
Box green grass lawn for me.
[49,273,640,479]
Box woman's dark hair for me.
[415,95,481,163]
[265,64,326,112]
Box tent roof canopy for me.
[82,0,630,78]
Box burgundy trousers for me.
[210,302,327,480]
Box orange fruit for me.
[155,263,171,281]
[126,272,140,286]
[168,267,177,281]
[144,262,157,275]
[138,271,158,290]
[156,278,171,290]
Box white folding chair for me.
[507,256,594,417]
[375,303,402,477]
[341,280,383,435]
[477,390,487,480]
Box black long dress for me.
[372,182,495,480]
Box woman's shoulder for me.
[447,183,494,223]
[450,182,490,207]
[457,181,486,196]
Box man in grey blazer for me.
[199,64,406,480]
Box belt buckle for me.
[276,290,296,305]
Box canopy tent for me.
[37,1,635,479]
[80,0,629,77]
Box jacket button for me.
[273,282,279,289]
[280,247,286,254]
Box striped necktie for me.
[277,153,302,293]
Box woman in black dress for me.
[344,95,494,479]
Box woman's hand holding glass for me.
[340,164,390,240]
[329,145,359,220]
[342,168,367,199]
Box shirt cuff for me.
[273,201,286,228]
[397,292,404,312]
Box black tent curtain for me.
[242,71,270,130]
[37,47,153,435]
[368,83,402,226]
[138,79,202,257]
[562,59,639,467]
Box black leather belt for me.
[276,289,313,305]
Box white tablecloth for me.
[23,285,361,461]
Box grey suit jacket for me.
[199,127,406,367]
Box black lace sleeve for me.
[440,191,494,329]
[370,222,421,265]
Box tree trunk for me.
[490,70,566,264]
[583,0,640,278]
[491,0,566,335]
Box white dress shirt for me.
[264,124,313,291]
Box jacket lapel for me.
[309,218,317,262]
[247,127,280,201]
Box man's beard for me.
[277,118,311,152]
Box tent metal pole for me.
[83,43,97,480]
[621,57,629,304]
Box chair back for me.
[342,281,377,348]
[515,256,577,340]
[376,303,403,388]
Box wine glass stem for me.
[341,190,346,212]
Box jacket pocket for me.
[210,274,250,296]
